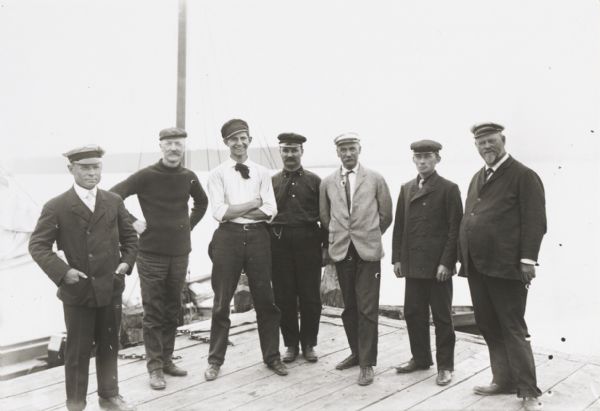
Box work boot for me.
[204,364,220,381]
[282,346,299,363]
[473,382,518,396]
[149,369,166,390]
[267,359,289,376]
[302,346,318,362]
[335,353,359,370]
[395,358,430,373]
[98,395,137,411]
[358,366,374,386]
[163,362,188,377]
[436,370,453,386]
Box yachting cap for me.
[470,122,504,139]
[221,119,249,140]
[159,127,187,141]
[334,132,360,146]
[410,139,442,153]
[277,133,307,147]
[62,145,105,164]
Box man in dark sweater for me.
[111,127,208,390]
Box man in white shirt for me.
[204,119,286,381]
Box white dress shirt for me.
[341,163,360,206]
[73,183,97,213]
[208,158,277,224]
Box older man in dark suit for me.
[392,140,463,386]
[459,123,547,411]
[320,132,393,386]
[29,145,138,411]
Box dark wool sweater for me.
[111,160,208,256]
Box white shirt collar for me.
[226,157,253,167]
[486,152,510,172]
[73,183,97,199]
[341,163,360,176]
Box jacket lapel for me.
[89,190,107,228]
[410,172,439,202]
[334,168,350,212]
[353,165,367,194]
[68,188,92,222]
[481,156,513,192]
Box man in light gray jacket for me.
[319,132,393,386]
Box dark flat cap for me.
[277,133,306,146]
[62,144,105,164]
[410,139,442,153]
[471,122,504,138]
[221,119,249,140]
[159,127,187,140]
[333,132,360,146]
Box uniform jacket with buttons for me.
[29,187,138,307]
[458,156,547,280]
[391,171,463,279]
[320,164,393,262]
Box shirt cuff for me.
[213,205,228,223]
[520,258,537,265]
[259,205,276,223]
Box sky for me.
[1,0,600,357]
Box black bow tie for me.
[235,163,250,179]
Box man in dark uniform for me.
[204,118,286,381]
[110,128,209,390]
[458,123,546,411]
[391,140,463,386]
[270,133,323,363]
[29,145,138,411]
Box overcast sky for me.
[1,0,599,168]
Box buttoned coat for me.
[458,156,546,280]
[391,171,463,278]
[29,187,138,307]
[320,164,393,262]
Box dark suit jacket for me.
[458,156,547,280]
[391,171,463,279]
[29,187,138,307]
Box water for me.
[4,158,599,358]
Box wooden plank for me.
[325,344,485,411]
[586,398,600,410]
[410,352,550,411]
[538,363,600,411]
[465,355,585,411]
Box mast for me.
[176,0,188,167]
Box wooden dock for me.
[1,307,599,411]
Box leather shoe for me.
[204,364,220,381]
[149,369,166,390]
[99,395,137,411]
[473,382,518,396]
[523,397,543,411]
[303,346,318,362]
[357,366,374,386]
[335,354,359,370]
[395,358,430,373]
[436,370,453,386]
[282,346,299,363]
[267,359,289,376]
[163,362,188,377]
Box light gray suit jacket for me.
[320,164,393,262]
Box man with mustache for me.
[270,133,324,364]
[319,132,393,386]
[204,118,286,381]
[458,123,546,411]
[111,128,208,390]
[29,145,138,411]
[392,140,463,386]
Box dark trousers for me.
[271,224,322,349]
[63,296,121,411]
[137,251,189,372]
[335,242,381,367]
[208,223,281,365]
[467,263,541,398]
[404,278,455,371]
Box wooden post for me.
[176,0,187,131]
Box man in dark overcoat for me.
[392,140,463,386]
[29,145,138,411]
[458,122,547,411]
